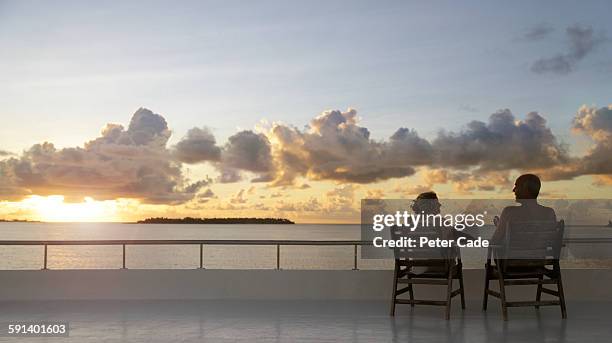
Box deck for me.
[1,299,609,342]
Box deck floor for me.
[0,300,609,342]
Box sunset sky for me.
[1,1,611,223]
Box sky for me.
[0,1,611,223]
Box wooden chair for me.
[483,220,566,320]
[389,227,465,320]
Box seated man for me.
[491,174,556,244]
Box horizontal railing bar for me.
[0,240,374,246]
[0,237,610,246]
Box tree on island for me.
[136,217,295,224]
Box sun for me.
[23,196,119,222]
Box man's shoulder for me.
[540,204,557,218]
[540,204,556,212]
[500,205,521,215]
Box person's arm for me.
[490,207,511,244]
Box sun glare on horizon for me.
[23,196,119,222]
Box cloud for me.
[531,24,605,75]
[216,168,242,183]
[325,185,358,213]
[432,109,569,171]
[393,184,433,196]
[3,105,610,204]
[197,188,215,199]
[175,128,274,183]
[445,171,511,194]
[184,177,212,193]
[176,107,590,188]
[399,168,511,195]
[218,130,275,183]
[274,198,321,212]
[543,105,612,182]
[230,189,248,204]
[459,104,479,113]
[173,127,221,163]
[0,150,13,157]
[523,23,555,41]
[365,189,385,199]
[531,55,573,75]
[265,108,570,187]
[0,108,203,204]
[268,109,430,185]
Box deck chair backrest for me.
[501,220,564,265]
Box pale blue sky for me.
[1,0,611,153]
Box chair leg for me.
[535,275,543,309]
[390,261,399,316]
[445,275,453,320]
[408,274,415,308]
[498,271,508,321]
[482,264,489,311]
[458,268,466,310]
[557,275,567,319]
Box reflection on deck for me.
[1,299,610,342]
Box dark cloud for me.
[432,109,569,171]
[198,188,215,198]
[216,168,242,183]
[184,177,212,194]
[523,23,555,41]
[0,108,202,204]
[217,130,275,183]
[531,55,573,75]
[195,188,216,204]
[531,24,605,75]
[173,127,221,163]
[230,189,248,204]
[262,108,573,186]
[268,109,428,185]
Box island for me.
[0,219,40,222]
[136,217,295,224]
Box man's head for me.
[513,174,541,200]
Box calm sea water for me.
[0,223,610,270]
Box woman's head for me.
[411,191,441,214]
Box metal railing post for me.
[353,244,358,270]
[122,244,126,269]
[199,243,204,269]
[276,244,280,270]
[42,244,48,270]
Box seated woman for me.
[408,191,458,268]
[389,191,466,318]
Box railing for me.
[0,240,371,271]
[0,237,610,271]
